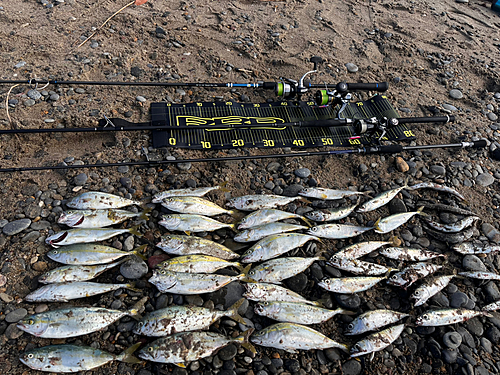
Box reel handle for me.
[336,82,389,93]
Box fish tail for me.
[374,217,382,232]
[219,181,230,193]
[316,256,327,261]
[483,311,494,318]
[389,235,399,246]
[117,342,142,364]
[227,298,247,324]
[234,262,245,272]
[312,296,330,308]
[128,225,143,237]
[228,223,238,233]
[333,342,350,353]
[417,206,428,217]
[132,244,148,260]
[240,264,257,283]
[301,216,314,228]
[125,281,141,293]
[174,363,187,368]
[299,197,312,205]
[127,296,148,320]
[138,197,152,208]
[338,308,356,316]
[139,207,153,221]
[235,328,256,354]
[230,209,246,221]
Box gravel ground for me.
[1,0,500,374]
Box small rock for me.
[462,255,487,271]
[284,273,307,293]
[488,113,498,122]
[476,173,495,187]
[177,162,192,171]
[74,173,88,186]
[120,258,148,279]
[218,344,238,361]
[5,308,28,323]
[443,332,462,349]
[3,219,31,236]
[389,198,407,214]
[345,63,359,73]
[486,326,500,344]
[395,157,409,172]
[342,359,362,375]
[449,89,463,99]
[281,184,303,197]
[442,349,457,364]
[482,223,500,243]
[450,292,469,308]
[430,165,446,175]
[294,168,310,178]
[27,89,42,100]
[335,294,361,310]
[136,96,147,103]
[5,323,23,339]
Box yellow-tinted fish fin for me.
[234,262,245,272]
[299,197,312,205]
[219,181,230,193]
[374,217,382,232]
[127,296,148,320]
[132,244,148,260]
[174,363,187,368]
[140,207,153,221]
[301,216,314,228]
[128,225,143,237]
[184,230,192,236]
[237,328,256,354]
[230,209,246,221]
[125,281,141,293]
[118,342,142,364]
[228,298,247,324]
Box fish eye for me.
[27,354,34,359]
[148,347,154,352]
[348,323,354,329]
[240,218,247,223]
[160,270,166,275]
[52,250,58,254]
[249,271,255,275]
[303,188,309,192]
[324,279,330,284]
[311,227,318,232]
[166,236,171,240]
[423,314,429,320]
[391,275,397,279]
[414,291,420,296]
[263,302,269,306]
[28,319,34,325]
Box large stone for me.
[2,219,31,236]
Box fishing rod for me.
[0,57,388,100]
[0,140,486,173]
[0,116,455,136]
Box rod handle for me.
[337,82,389,93]
[365,145,404,154]
[470,140,487,148]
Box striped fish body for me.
[307,224,373,239]
[318,276,385,294]
[243,283,322,306]
[161,196,233,216]
[248,257,324,284]
[57,209,147,228]
[66,192,142,209]
[45,226,141,247]
[234,222,308,243]
[159,214,234,233]
[152,186,221,203]
[344,310,409,335]
[24,282,136,302]
[46,243,145,265]
[226,195,303,211]
[357,186,406,213]
[350,324,405,357]
[411,275,455,307]
[298,187,365,200]
[416,308,492,326]
[157,255,241,273]
[38,261,123,283]
[156,234,239,260]
[238,209,309,229]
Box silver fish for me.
[416,308,492,326]
[156,234,239,260]
[17,304,142,338]
[152,186,222,203]
[251,323,349,353]
[335,241,391,259]
[38,260,124,283]
[483,300,500,312]
[161,196,235,216]
[159,214,235,233]
[350,324,405,358]
[379,247,446,262]
[387,263,443,289]
[226,195,305,211]
[327,256,395,276]
[408,182,466,201]
[426,227,474,244]
[304,201,359,222]
[133,299,246,336]
[243,283,323,307]
[20,343,141,372]
[24,282,138,302]
[458,271,500,280]
[46,243,147,265]
[238,209,312,229]
[45,225,142,247]
[344,310,409,335]
[66,191,143,209]
[452,242,500,255]
[137,330,254,365]
[307,223,373,239]
[411,275,455,307]
[374,207,425,234]
[357,185,407,213]
[247,257,325,284]
[254,301,352,325]
[234,222,309,243]
[241,233,320,263]
[57,209,150,228]
[298,187,366,200]
[148,269,250,295]
[157,255,243,273]
[318,276,386,294]
[424,216,479,233]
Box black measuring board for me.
[150,94,415,150]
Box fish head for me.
[305,211,325,222]
[162,198,184,211]
[149,270,177,289]
[57,212,85,227]
[298,188,312,197]
[137,343,163,362]
[307,226,321,236]
[246,268,263,283]
[238,216,255,230]
[158,235,184,252]
[46,248,64,262]
[254,301,279,316]
[234,229,254,243]
[24,286,50,302]
[17,315,49,337]
[241,243,261,262]
[226,197,240,209]
[37,271,55,284]
[317,278,332,290]
[159,215,181,230]
[242,283,264,300]
[410,288,430,307]
[344,319,362,336]
[45,232,69,248]
[250,325,286,346]
[350,340,373,358]
[386,273,405,287]
[415,313,432,326]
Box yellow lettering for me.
[293,140,305,147]
[232,139,244,147]
[321,138,334,146]
[201,141,211,149]
[169,138,176,146]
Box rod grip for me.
[471,140,487,148]
[338,82,389,92]
[371,144,404,154]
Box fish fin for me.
[127,296,148,320]
[389,235,400,246]
[218,181,230,193]
[301,216,314,228]
[139,207,153,220]
[128,225,143,237]
[299,197,312,205]
[125,281,141,293]
[312,296,330,308]
[374,217,382,232]
[174,363,187,368]
[370,352,375,361]
[316,256,327,261]
[132,244,148,260]
[339,309,357,316]
[234,262,245,272]
[228,298,247,324]
[483,311,494,318]
[417,206,428,216]
[237,328,256,354]
[184,230,192,236]
[118,342,142,364]
[228,223,239,233]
